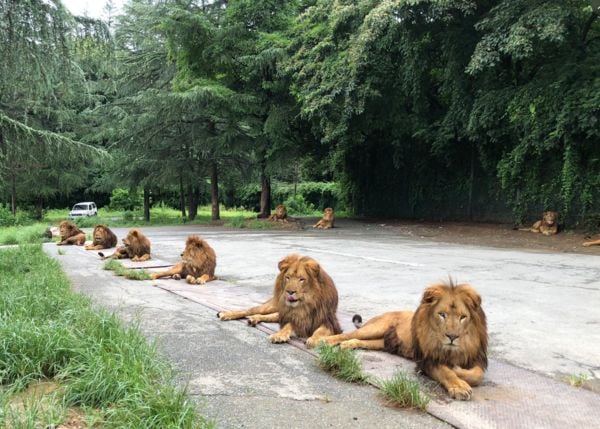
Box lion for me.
[85,224,118,250]
[98,228,151,262]
[313,208,335,229]
[217,254,342,347]
[268,205,288,223]
[519,211,558,235]
[56,221,86,246]
[151,235,216,285]
[322,281,487,400]
[582,238,600,247]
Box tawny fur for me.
[582,238,600,247]
[520,211,558,235]
[268,205,288,223]
[56,221,86,246]
[151,235,216,285]
[100,228,151,261]
[322,282,488,400]
[85,224,117,250]
[313,208,335,229]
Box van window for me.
[73,204,88,210]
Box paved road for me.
[45,220,600,427]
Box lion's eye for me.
[460,315,467,322]
[438,312,447,320]
[299,278,305,283]
[285,276,290,281]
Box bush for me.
[283,194,315,215]
[109,188,142,212]
[0,204,34,226]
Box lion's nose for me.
[446,334,459,343]
[287,290,296,295]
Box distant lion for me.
[519,211,558,235]
[151,235,216,285]
[322,282,488,400]
[218,254,342,347]
[582,238,600,247]
[85,224,117,250]
[313,208,335,229]
[98,228,151,262]
[268,205,288,223]
[56,221,86,246]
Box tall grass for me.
[316,343,369,383]
[0,224,49,245]
[0,245,212,428]
[377,371,430,410]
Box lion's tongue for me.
[286,295,298,302]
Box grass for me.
[0,245,212,428]
[103,259,152,280]
[377,371,430,410]
[316,343,369,384]
[567,373,590,387]
[0,224,50,245]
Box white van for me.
[68,202,98,219]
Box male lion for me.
[151,235,216,285]
[268,205,288,223]
[582,238,600,247]
[520,211,558,235]
[313,208,335,229]
[98,228,151,262]
[218,254,342,347]
[56,221,86,246]
[85,224,118,250]
[322,282,487,400]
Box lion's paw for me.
[218,312,235,321]
[172,274,181,280]
[447,380,472,401]
[247,316,260,327]
[185,275,196,284]
[305,336,326,349]
[150,273,160,280]
[340,339,362,349]
[269,332,290,344]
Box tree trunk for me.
[179,175,186,218]
[257,159,271,218]
[11,172,17,216]
[143,188,150,222]
[188,186,198,221]
[210,162,220,221]
[36,197,43,220]
[467,142,475,222]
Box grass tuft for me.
[567,373,589,387]
[377,371,430,410]
[103,259,152,280]
[316,343,369,383]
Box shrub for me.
[109,188,142,212]
[283,194,315,215]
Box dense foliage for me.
[1,0,598,226]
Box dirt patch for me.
[347,218,600,255]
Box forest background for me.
[1,0,599,228]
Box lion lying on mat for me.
[322,281,487,400]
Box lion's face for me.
[543,211,557,226]
[93,225,108,242]
[323,208,334,221]
[59,221,75,238]
[122,229,139,249]
[279,256,320,308]
[415,283,487,362]
[275,205,287,217]
[181,236,210,268]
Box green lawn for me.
[0,245,212,428]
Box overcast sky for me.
[61,0,124,19]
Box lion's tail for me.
[352,314,363,329]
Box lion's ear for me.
[278,254,299,272]
[303,258,321,278]
[131,230,139,237]
[458,285,482,310]
[421,286,443,305]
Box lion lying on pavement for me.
[151,235,216,285]
[217,254,342,347]
[322,281,488,400]
[56,221,86,246]
[313,208,335,229]
[98,228,151,262]
[85,224,118,250]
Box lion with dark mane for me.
[322,282,487,400]
[56,221,86,246]
[217,254,342,347]
[99,228,151,262]
[313,208,335,229]
[85,224,117,250]
[151,235,216,284]
[268,205,288,223]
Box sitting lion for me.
[98,228,151,262]
[268,205,288,223]
[313,207,335,229]
[151,235,216,285]
[56,221,86,246]
[322,282,487,400]
[85,224,118,250]
[218,254,342,347]
[520,211,558,235]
